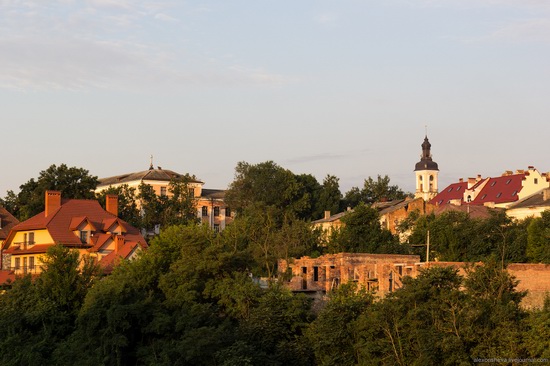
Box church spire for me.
[414,133,439,201]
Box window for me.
[202,206,208,216]
[496,192,502,198]
[481,194,487,199]
[534,178,539,184]
[28,232,34,245]
[448,187,453,193]
[15,257,20,270]
[512,190,517,196]
[80,231,89,244]
[457,186,461,191]
[29,257,35,270]
[160,187,167,196]
[214,207,220,217]
[419,176,423,181]
[225,207,231,217]
[467,195,472,202]
[313,266,319,282]
[188,188,195,197]
[23,257,27,273]
[429,175,434,181]
[491,181,497,187]
[506,179,512,185]
[302,267,307,274]
[213,224,220,233]
[23,233,27,244]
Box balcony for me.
[9,265,44,275]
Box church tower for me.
[414,135,439,201]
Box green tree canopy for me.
[1,164,99,220]
[343,175,408,208]
[329,203,403,254]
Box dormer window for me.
[80,231,89,244]
[28,232,35,245]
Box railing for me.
[8,265,44,275]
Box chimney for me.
[459,178,463,183]
[467,178,476,189]
[45,191,62,217]
[106,194,118,216]
[477,174,481,181]
[114,235,124,253]
[324,210,331,220]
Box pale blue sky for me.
[1,0,550,196]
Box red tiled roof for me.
[99,241,142,274]
[470,174,523,205]
[3,244,53,255]
[430,182,468,205]
[0,270,16,285]
[5,199,145,247]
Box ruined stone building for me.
[280,253,550,309]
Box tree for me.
[307,283,373,366]
[2,164,99,220]
[225,161,312,219]
[137,175,200,234]
[355,267,470,365]
[0,245,100,365]
[526,210,550,263]
[315,174,343,219]
[329,203,403,254]
[96,184,141,227]
[343,175,408,207]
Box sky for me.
[1,0,550,197]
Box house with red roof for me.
[1,191,147,277]
[430,166,550,209]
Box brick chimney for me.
[45,191,62,217]
[114,235,124,253]
[106,194,118,216]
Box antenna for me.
[149,155,154,170]
[425,124,428,136]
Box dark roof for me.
[312,210,352,224]
[434,203,501,219]
[373,199,407,213]
[507,189,550,210]
[0,207,19,241]
[201,189,226,199]
[98,168,203,187]
[414,136,439,171]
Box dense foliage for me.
[1,233,548,366]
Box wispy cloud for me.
[0,1,289,91]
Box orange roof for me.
[3,198,146,254]
[3,244,53,255]
[99,241,143,274]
